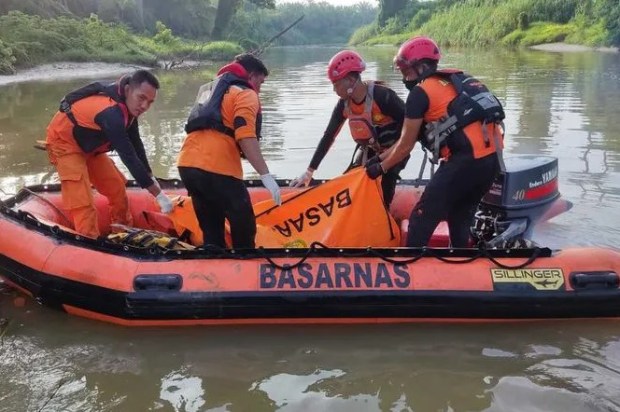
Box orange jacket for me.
[46,80,153,188]
[177,83,261,180]
[418,73,504,160]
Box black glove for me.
[365,155,380,167]
[365,161,385,180]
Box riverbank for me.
[530,42,619,53]
[0,62,151,87]
[0,59,219,87]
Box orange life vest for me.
[344,81,379,149]
[59,79,132,153]
[418,70,504,163]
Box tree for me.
[378,0,408,27]
[211,0,275,40]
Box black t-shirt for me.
[404,86,430,119]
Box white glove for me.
[155,192,174,214]
[260,173,282,206]
[289,169,313,187]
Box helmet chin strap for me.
[346,77,360,96]
[403,64,437,90]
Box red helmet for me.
[327,50,366,83]
[394,36,441,70]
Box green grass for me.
[351,0,612,49]
[502,22,574,46]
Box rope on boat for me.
[257,242,331,270]
[257,242,544,271]
[4,204,546,271]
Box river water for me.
[0,46,619,411]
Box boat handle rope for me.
[257,242,331,270]
[369,246,543,269]
[257,242,544,270]
[8,207,543,271]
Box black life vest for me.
[421,69,505,163]
[59,77,131,153]
[184,72,263,140]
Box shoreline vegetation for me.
[1,1,618,84]
[1,41,616,87]
[0,11,243,76]
[349,0,619,51]
[0,2,376,77]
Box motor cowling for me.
[472,155,564,248]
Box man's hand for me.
[290,168,314,187]
[365,161,385,180]
[155,192,174,214]
[365,155,380,167]
[260,174,282,206]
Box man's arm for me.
[95,106,157,193]
[238,137,268,175]
[380,117,423,170]
[379,86,428,170]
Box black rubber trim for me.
[2,253,620,321]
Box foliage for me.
[527,0,580,24]
[0,11,240,71]
[361,0,620,47]
[349,22,380,45]
[419,0,533,47]
[0,0,218,39]
[153,21,179,46]
[351,0,438,45]
[378,0,409,27]
[597,0,620,45]
[408,9,433,31]
[502,22,573,46]
[518,12,529,30]
[0,39,16,74]
[227,2,377,46]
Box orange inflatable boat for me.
[0,156,619,326]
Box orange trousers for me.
[51,152,132,238]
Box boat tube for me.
[1,155,618,326]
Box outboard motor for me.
[471,155,572,248]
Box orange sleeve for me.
[230,88,259,141]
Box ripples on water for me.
[2,294,620,411]
[1,46,620,411]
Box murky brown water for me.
[1,46,620,411]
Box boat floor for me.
[9,183,455,248]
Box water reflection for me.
[1,48,619,199]
[2,292,620,411]
[160,370,206,412]
[2,46,620,411]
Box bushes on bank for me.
[0,11,241,72]
[351,0,618,48]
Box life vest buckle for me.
[59,99,71,113]
[424,115,458,163]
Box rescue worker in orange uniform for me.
[45,70,173,239]
[177,53,280,249]
[290,50,408,206]
[366,36,505,247]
